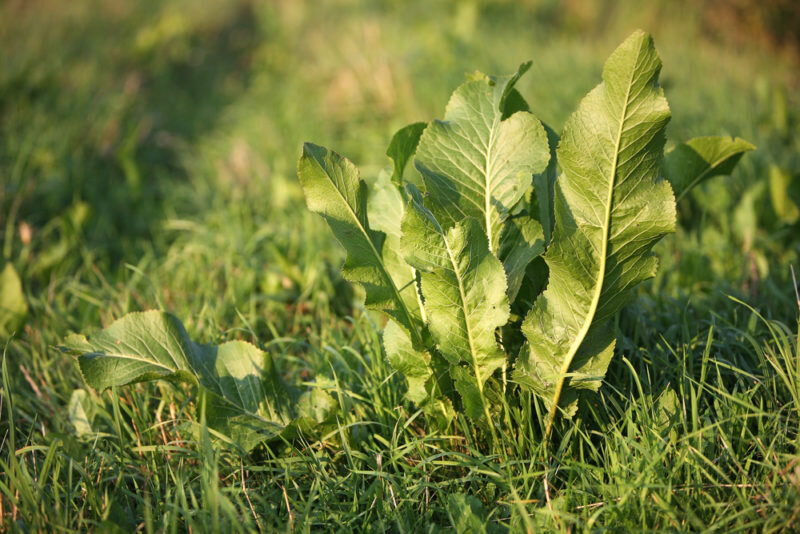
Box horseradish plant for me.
[65,31,752,449]
[297,30,753,438]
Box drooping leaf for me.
[368,170,405,239]
[386,122,427,188]
[402,186,509,418]
[371,172,455,418]
[384,319,455,424]
[0,263,27,338]
[498,124,555,302]
[465,69,531,118]
[298,142,424,346]
[516,30,676,437]
[414,62,550,253]
[62,311,336,450]
[663,136,755,202]
[505,124,556,310]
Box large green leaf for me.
[62,311,336,450]
[402,186,509,418]
[663,136,755,201]
[414,63,550,253]
[298,142,423,346]
[0,263,28,338]
[516,31,676,437]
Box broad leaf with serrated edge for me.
[414,62,550,253]
[402,186,509,418]
[664,136,755,201]
[298,142,424,346]
[62,311,336,450]
[515,31,676,437]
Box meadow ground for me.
[1,0,799,531]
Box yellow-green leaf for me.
[516,31,676,437]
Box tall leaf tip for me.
[301,141,322,159]
[604,30,661,82]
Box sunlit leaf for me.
[516,31,676,437]
[414,62,550,253]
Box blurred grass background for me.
[1,0,799,530]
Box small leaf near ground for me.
[62,311,336,451]
[446,494,503,534]
[68,389,95,438]
[768,165,800,224]
[384,318,455,427]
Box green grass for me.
[1,0,799,531]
